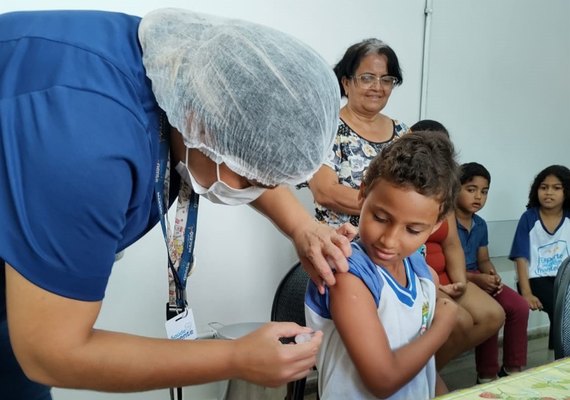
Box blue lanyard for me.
[155,115,199,307]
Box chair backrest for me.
[271,262,310,325]
[270,262,313,400]
[553,255,570,359]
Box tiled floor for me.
[303,334,553,398]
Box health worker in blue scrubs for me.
[0,8,356,399]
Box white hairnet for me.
[139,8,340,186]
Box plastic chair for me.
[553,255,570,359]
[270,262,312,400]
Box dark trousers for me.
[518,277,555,349]
[475,285,530,376]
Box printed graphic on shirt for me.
[537,241,569,275]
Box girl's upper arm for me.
[514,257,530,274]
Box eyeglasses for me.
[352,74,399,90]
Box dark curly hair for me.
[362,132,460,221]
[460,162,491,185]
[526,164,570,210]
[410,119,449,136]
[333,38,402,98]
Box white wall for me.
[424,0,570,222]
[423,0,569,259]
[2,1,566,399]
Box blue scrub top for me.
[0,10,164,301]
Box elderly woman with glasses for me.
[306,38,408,230]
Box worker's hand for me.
[292,221,356,294]
[233,322,322,387]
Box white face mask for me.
[175,148,266,206]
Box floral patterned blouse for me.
[314,118,408,228]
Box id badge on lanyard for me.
[154,113,199,340]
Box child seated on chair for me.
[510,164,570,350]
[305,132,459,399]
[410,121,505,377]
[455,162,529,382]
